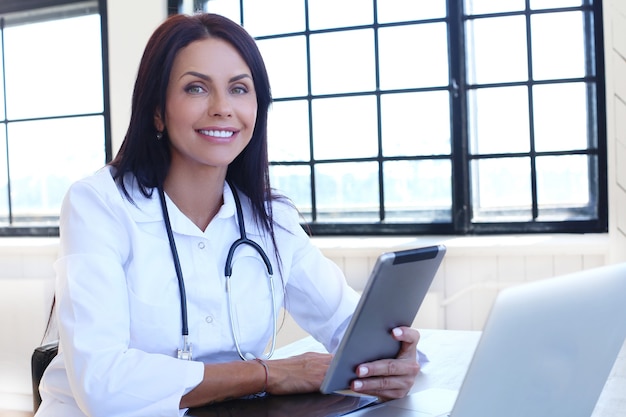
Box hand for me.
[265,352,333,395]
[350,326,421,401]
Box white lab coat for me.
[36,166,360,417]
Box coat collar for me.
[112,167,237,236]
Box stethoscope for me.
[157,180,277,362]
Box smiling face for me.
[155,37,258,177]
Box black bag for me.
[31,341,59,412]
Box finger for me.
[351,375,415,400]
[392,327,420,343]
[356,358,420,379]
[352,356,420,401]
[391,327,420,359]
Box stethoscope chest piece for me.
[177,335,192,360]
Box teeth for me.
[200,129,234,138]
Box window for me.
[0,0,110,236]
[184,0,607,235]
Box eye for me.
[185,84,206,94]
[231,84,249,95]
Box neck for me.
[163,167,226,231]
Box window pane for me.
[466,15,528,84]
[312,95,378,160]
[7,116,105,222]
[205,0,241,22]
[378,23,449,90]
[4,14,103,120]
[536,154,593,217]
[468,86,530,154]
[242,0,304,37]
[257,36,308,98]
[269,165,311,220]
[310,29,376,95]
[383,160,452,222]
[464,0,525,15]
[471,157,533,221]
[308,0,373,30]
[531,11,586,80]
[315,162,379,222]
[533,82,588,152]
[378,0,446,23]
[381,91,451,156]
[530,0,584,10]
[268,100,310,161]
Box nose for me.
[208,91,233,117]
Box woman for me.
[35,13,421,417]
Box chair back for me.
[31,341,58,412]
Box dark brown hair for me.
[110,13,275,232]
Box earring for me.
[156,131,163,141]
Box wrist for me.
[254,358,270,397]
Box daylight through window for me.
[0,0,109,235]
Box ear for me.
[154,109,165,132]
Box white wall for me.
[0,240,57,410]
[1,0,624,411]
[107,0,167,154]
[606,0,626,263]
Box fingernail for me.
[353,380,363,390]
[393,328,403,337]
[358,366,369,376]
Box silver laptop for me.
[356,262,626,417]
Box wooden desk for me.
[275,329,626,417]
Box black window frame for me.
[174,0,607,237]
[453,1,607,236]
[0,0,111,237]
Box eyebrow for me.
[180,71,252,83]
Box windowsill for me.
[0,237,59,254]
[311,233,610,257]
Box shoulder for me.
[62,166,155,221]
[64,166,119,204]
[58,167,135,259]
[268,194,305,233]
[66,166,152,205]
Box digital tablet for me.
[320,245,446,394]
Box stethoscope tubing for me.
[158,186,189,337]
[158,181,277,361]
[226,185,277,360]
